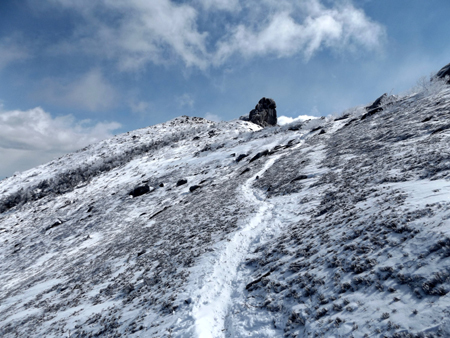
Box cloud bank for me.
[0,106,120,177]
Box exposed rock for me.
[249,150,269,163]
[361,93,395,120]
[45,219,64,231]
[248,97,277,127]
[288,125,302,131]
[129,185,150,197]
[436,62,450,83]
[236,154,248,162]
[335,114,349,121]
[240,168,251,175]
[176,179,188,187]
[149,206,170,220]
[291,175,308,182]
[189,185,200,193]
[246,270,272,290]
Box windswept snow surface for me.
[2,85,450,337]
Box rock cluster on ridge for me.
[365,93,387,112]
[241,97,277,127]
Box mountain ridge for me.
[1,74,450,337]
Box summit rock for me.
[246,97,277,127]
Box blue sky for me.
[1,0,450,178]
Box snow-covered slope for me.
[1,83,450,337]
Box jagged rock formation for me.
[242,97,277,127]
[436,62,450,83]
[362,93,398,120]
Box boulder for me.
[189,185,200,193]
[129,185,150,197]
[248,97,277,127]
[436,62,450,83]
[176,179,187,187]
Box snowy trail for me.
[190,154,284,338]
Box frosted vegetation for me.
[1,78,450,337]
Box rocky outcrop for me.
[243,97,277,127]
[365,93,387,112]
[436,62,450,83]
[361,93,396,120]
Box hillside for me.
[1,77,450,337]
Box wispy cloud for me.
[37,69,117,112]
[214,1,385,64]
[177,94,195,108]
[0,37,30,70]
[129,100,152,114]
[204,112,222,122]
[46,0,385,70]
[51,0,209,70]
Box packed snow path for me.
[190,154,284,337]
[190,140,310,338]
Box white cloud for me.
[278,114,319,125]
[215,1,385,63]
[0,106,120,177]
[38,69,117,112]
[48,0,385,69]
[204,112,222,122]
